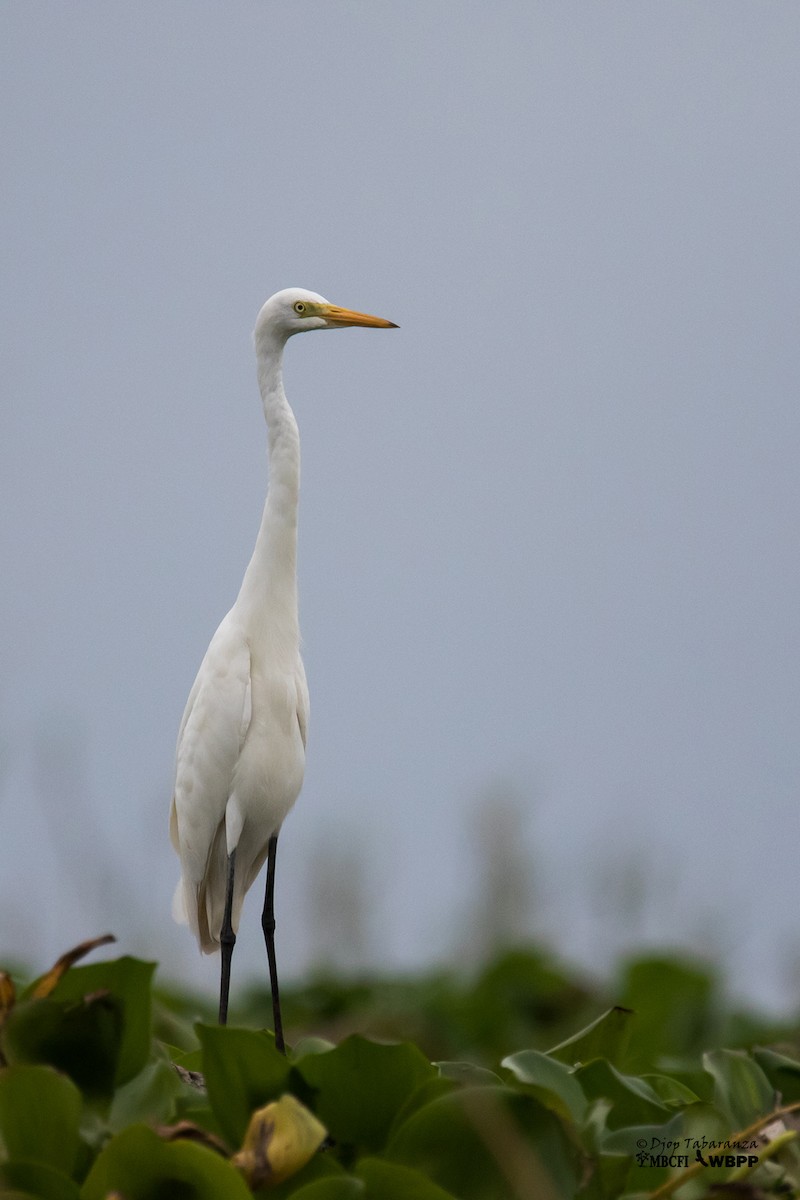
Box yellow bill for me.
[319,303,398,329]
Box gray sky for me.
[3,3,799,1011]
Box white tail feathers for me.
[172,874,226,955]
[171,879,189,925]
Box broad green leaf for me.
[389,1076,456,1137]
[547,1007,634,1067]
[170,1098,228,1143]
[435,1061,503,1086]
[108,1059,183,1131]
[601,1109,685,1155]
[654,1064,716,1104]
[702,1048,775,1128]
[6,956,154,1094]
[152,1000,199,1052]
[197,1023,292,1146]
[357,1156,459,1198]
[575,1059,670,1130]
[42,956,155,1085]
[265,1152,347,1199]
[298,1035,435,1153]
[640,1072,700,1106]
[388,1085,579,1200]
[617,956,717,1069]
[80,1123,252,1200]
[0,1064,82,1173]
[754,1047,800,1104]
[289,1180,364,1200]
[576,1151,631,1200]
[602,1111,697,1196]
[579,1096,613,1155]
[292,1036,337,1060]
[502,1048,587,1122]
[2,993,123,1101]
[677,1099,731,1151]
[0,1162,80,1200]
[166,1043,204,1074]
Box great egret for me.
[170,288,397,1047]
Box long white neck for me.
[235,335,300,645]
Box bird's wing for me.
[295,657,309,749]
[170,615,252,889]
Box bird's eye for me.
[293,302,306,315]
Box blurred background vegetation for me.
[4,720,800,1060]
[151,946,800,1078]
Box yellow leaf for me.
[0,972,16,1023]
[0,971,15,1063]
[232,1094,327,1189]
[30,934,116,999]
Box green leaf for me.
[435,1061,503,1086]
[547,1007,634,1067]
[108,1060,183,1131]
[502,1048,587,1122]
[152,997,200,1052]
[2,994,123,1102]
[4,957,154,1098]
[578,1097,614,1155]
[0,1162,80,1200]
[601,1108,685,1154]
[390,1077,456,1137]
[357,1156,459,1198]
[0,1064,82,1172]
[166,1043,204,1074]
[264,1153,347,1199]
[576,1150,632,1200]
[298,1035,435,1154]
[651,1065,715,1105]
[388,1085,579,1200]
[44,956,155,1085]
[640,1072,700,1106]
[677,1099,731,1150]
[702,1049,775,1128]
[575,1059,670,1130]
[617,956,717,1069]
[289,1180,364,1200]
[601,1111,700,1197]
[754,1047,800,1104]
[197,1023,291,1146]
[80,1123,252,1200]
[291,1036,337,1060]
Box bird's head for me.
[254,288,397,347]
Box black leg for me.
[218,848,237,1025]
[262,833,285,1053]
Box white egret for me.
[170,288,397,1046]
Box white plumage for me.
[169,288,396,1035]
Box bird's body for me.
[169,288,396,1039]
[170,611,309,951]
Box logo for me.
[634,1136,759,1170]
